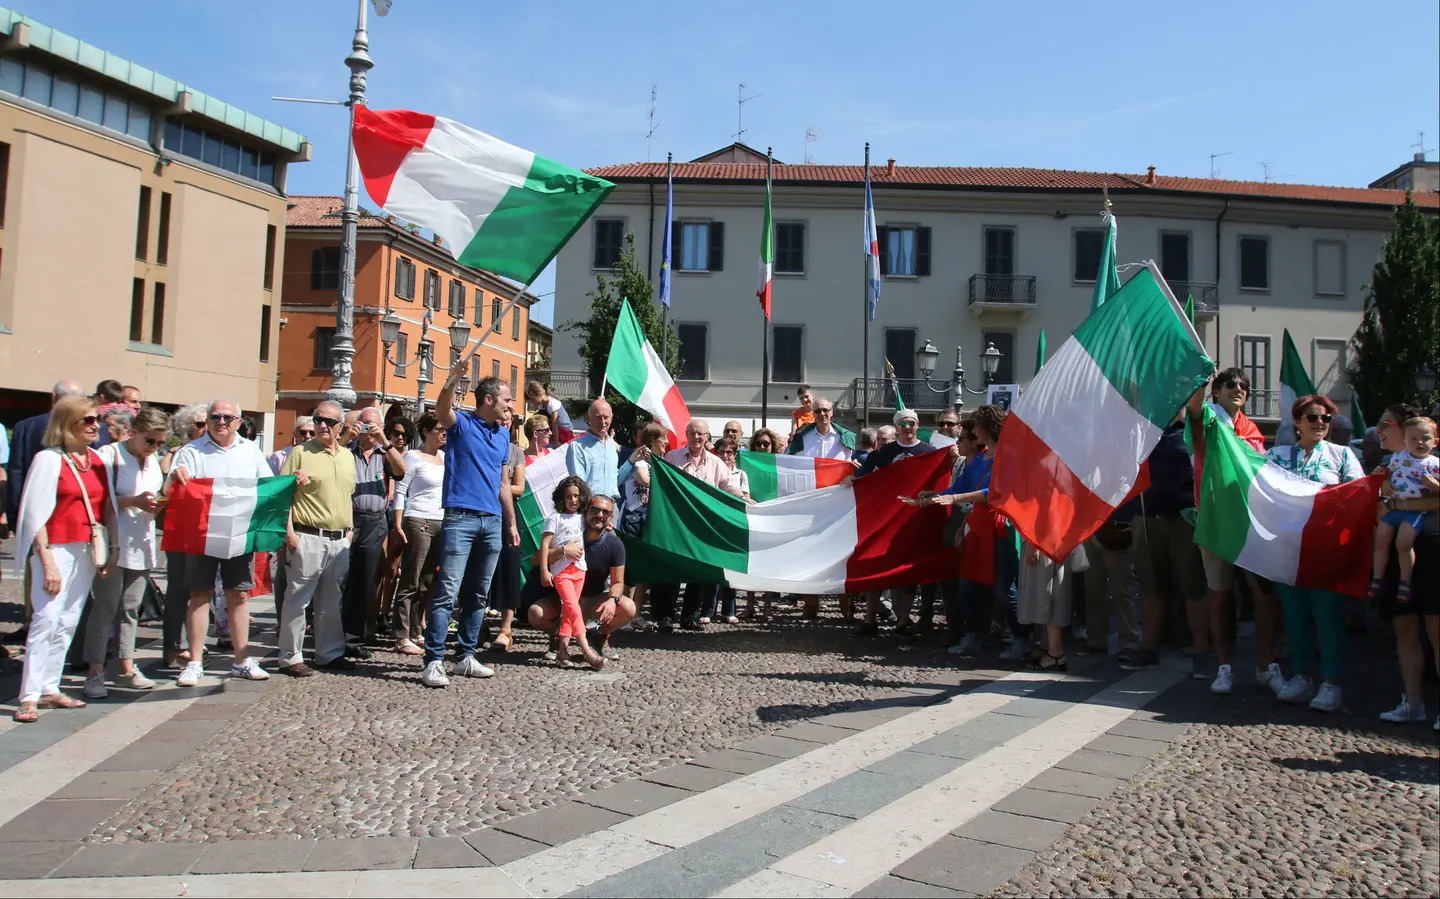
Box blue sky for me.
[30,0,1440,326]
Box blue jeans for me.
[959,535,1020,640]
[423,510,502,664]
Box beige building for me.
[1369,154,1439,193]
[0,9,308,425]
[553,148,1439,434]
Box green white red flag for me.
[604,299,691,447]
[757,157,773,318]
[738,453,852,503]
[161,477,295,558]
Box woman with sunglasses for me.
[83,408,171,698]
[391,413,446,654]
[12,397,119,722]
[739,429,785,620]
[1263,394,1365,712]
[523,413,554,462]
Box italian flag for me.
[990,264,1213,561]
[739,453,852,502]
[757,160,773,318]
[161,477,296,558]
[1276,328,1316,446]
[642,451,958,593]
[516,449,571,583]
[1192,407,1381,597]
[352,106,615,285]
[605,299,691,447]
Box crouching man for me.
[525,494,634,662]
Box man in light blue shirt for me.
[568,398,631,501]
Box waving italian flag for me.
[739,454,852,502]
[161,477,296,558]
[604,299,691,447]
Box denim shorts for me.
[1381,509,1427,532]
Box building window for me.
[677,323,708,381]
[162,119,280,187]
[263,225,277,291]
[394,332,409,377]
[0,57,151,142]
[470,355,481,386]
[156,192,172,265]
[1160,231,1191,283]
[418,341,434,382]
[884,328,917,380]
[0,141,9,228]
[423,270,441,310]
[492,359,501,380]
[492,297,502,332]
[509,365,518,397]
[311,247,341,290]
[394,257,416,300]
[674,221,725,271]
[775,222,805,274]
[1073,229,1105,282]
[983,227,1015,276]
[1314,240,1346,297]
[313,326,335,370]
[135,186,152,261]
[1239,237,1269,291]
[472,290,485,326]
[878,225,930,277]
[129,278,145,343]
[448,280,466,318]
[593,218,625,269]
[771,325,804,383]
[1239,335,1272,417]
[259,305,271,363]
[511,307,521,340]
[151,282,166,346]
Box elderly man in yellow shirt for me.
[278,400,357,677]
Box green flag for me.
[1035,328,1047,377]
[1277,329,1317,446]
[885,358,906,412]
[1090,210,1120,312]
[1184,295,1196,325]
[1350,393,1367,434]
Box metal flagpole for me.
[660,153,673,362]
[862,142,871,427]
[761,148,772,427]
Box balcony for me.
[529,369,590,400]
[837,377,954,416]
[1169,281,1219,317]
[967,274,1036,319]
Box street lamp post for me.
[380,311,473,416]
[1415,363,1437,399]
[915,340,1003,413]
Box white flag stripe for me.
[1231,462,1319,585]
[202,478,260,559]
[742,484,859,590]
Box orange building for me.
[276,195,536,444]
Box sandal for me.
[491,631,513,652]
[395,640,423,656]
[38,693,86,710]
[13,703,38,724]
[1396,580,1413,604]
[1363,577,1385,601]
[1032,652,1068,672]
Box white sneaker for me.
[1210,664,1234,695]
[455,655,494,679]
[948,634,983,657]
[177,661,205,688]
[421,660,450,688]
[231,657,270,681]
[1309,683,1342,713]
[1379,695,1427,723]
[1256,663,1286,696]
[83,675,108,699]
[1276,673,1314,704]
[114,670,155,690]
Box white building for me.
[552,144,1439,434]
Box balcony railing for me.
[1246,388,1279,419]
[529,369,590,400]
[968,274,1037,307]
[837,377,954,414]
[1169,281,1219,314]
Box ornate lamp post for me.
[915,340,1003,413]
[1416,363,1438,399]
[380,311,472,416]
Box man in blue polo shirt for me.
[421,373,519,688]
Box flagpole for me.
[761,148,773,427]
[660,152,673,362]
[862,142,871,427]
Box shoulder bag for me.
[62,450,108,569]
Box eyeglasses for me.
[755,440,773,448]
[587,506,613,518]
[80,415,100,426]
[314,416,340,428]
[815,408,833,415]
[208,414,238,424]
[937,421,960,429]
[296,429,316,437]
[1304,412,1334,424]
[897,420,918,428]
[387,430,406,440]
[533,426,551,433]
[140,436,165,447]
[1220,380,1249,391]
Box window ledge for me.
[127,341,172,357]
[776,271,806,278]
[1239,286,1270,293]
[885,274,919,281]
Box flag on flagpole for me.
[604,298,691,447]
[757,156,773,318]
[1035,328,1047,377]
[1183,295,1196,326]
[864,165,882,320]
[1090,206,1120,312]
[351,107,614,285]
[1351,393,1367,434]
[659,167,673,309]
[1276,328,1317,446]
[885,358,906,412]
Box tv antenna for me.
[1259,160,1272,182]
[735,83,761,142]
[1209,151,1234,178]
[1414,131,1432,160]
[804,126,819,164]
[645,85,659,162]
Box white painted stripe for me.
[737,484,859,592]
[386,116,536,258]
[1016,337,1162,506]
[0,868,529,898]
[635,338,683,434]
[714,870,849,898]
[502,829,669,897]
[1232,461,1318,585]
[203,478,260,559]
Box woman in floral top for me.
[1263,394,1364,713]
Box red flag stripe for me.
[1296,473,1383,598]
[845,451,961,592]
[351,106,436,208]
[160,478,215,556]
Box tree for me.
[561,232,679,444]
[1349,193,1440,418]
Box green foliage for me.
[1349,193,1440,416]
[561,232,679,445]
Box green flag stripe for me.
[1280,329,1317,395]
[738,453,779,503]
[605,300,650,400]
[246,475,296,554]
[1193,407,1268,562]
[646,460,750,573]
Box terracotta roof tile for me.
[286,195,402,229]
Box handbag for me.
[62,449,108,569]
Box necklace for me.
[68,450,92,472]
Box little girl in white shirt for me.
[540,475,603,669]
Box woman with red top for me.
[12,396,118,723]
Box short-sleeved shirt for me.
[282,440,356,530]
[99,442,163,570]
[856,439,934,477]
[169,433,271,482]
[1265,440,1364,486]
[543,510,587,574]
[351,444,391,514]
[443,412,510,516]
[579,531,626,595]
[664,446,732,491]
[543,396,574,441]
[791,408,814,433]
[48,449,110,546]
[1386,450,1439,500]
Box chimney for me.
[886,158,896,176]
[433,233,444,247]
[1416,152,1427,163]
[1146,165,1157,186]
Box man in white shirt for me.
[794,399,852,461]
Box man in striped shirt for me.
[342,407,406,659]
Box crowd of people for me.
[4,367,1438,731]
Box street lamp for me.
[380,310,472,416]
[1416,363,1438,397]
[915,340,1004,413]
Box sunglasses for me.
[314,416,340,428]
[80,415,100,426]
[139,436,165,447]
[387,430,406,439]
[1304,413,1333,424]
[1220,380,1249,391]
[755,440,773,448]
[587,506,613,518]
[897,420,918,428]
[937,421,960,428]
[296,429,316,438]
[815,409,833,415]
[209,414,238,424]
[533,426,551,433]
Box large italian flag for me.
[739,453,852,502]
[990,264,1213,562]
[352,106,615,285]
[642,451,958,592]
[516,449,571,584]
[1192,406,1381,597]
[161,477,296,557]
[605,299,691,447]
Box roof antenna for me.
[1209,151,1234,178]
[804,126,819,164]
[1259,160,1272,182]
[735,83,761,142]
[1414,131,1432,161]
[645,85,659,162]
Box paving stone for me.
[689,748,784,775]
[735,733,823,759]
[777,721,857,744]
[462,828,548,866]
[53,841,206,877]
[576,779,691,816]
[413,836,490,869]
[856,874,976,898]
[891,835,1034,894]
[144,719,231,742]
[1084,733,1170,759]
[492,801,629,847]
[221,675,276,693]
[91,739,198,772]
[948,711,1040,744]
[171,702,249,721]
[990,696,1077,720]
[1106,717,1189,742]
[191,838,316,874]
[908,731,1001,761]
[1053,748,1152,780]
[863,749,963,783]
[303,836,418,871]
[1024,767,1124,800]
[0,841,81,879]
[0,799,128,842]
[640,763,741,792]
[786,769,919,819]
[991,787,1102,824]
[0,750,33,773]
[50,770,163,800]
[812,705,918,731]
[952,810,1071,852]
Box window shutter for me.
[916,227,932,277]
[407,263,417,300]
[311,249,325,289]
[592,221,606,268]
[671,221,682,269]
[877,226,890,276]
[708,221,724,271]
